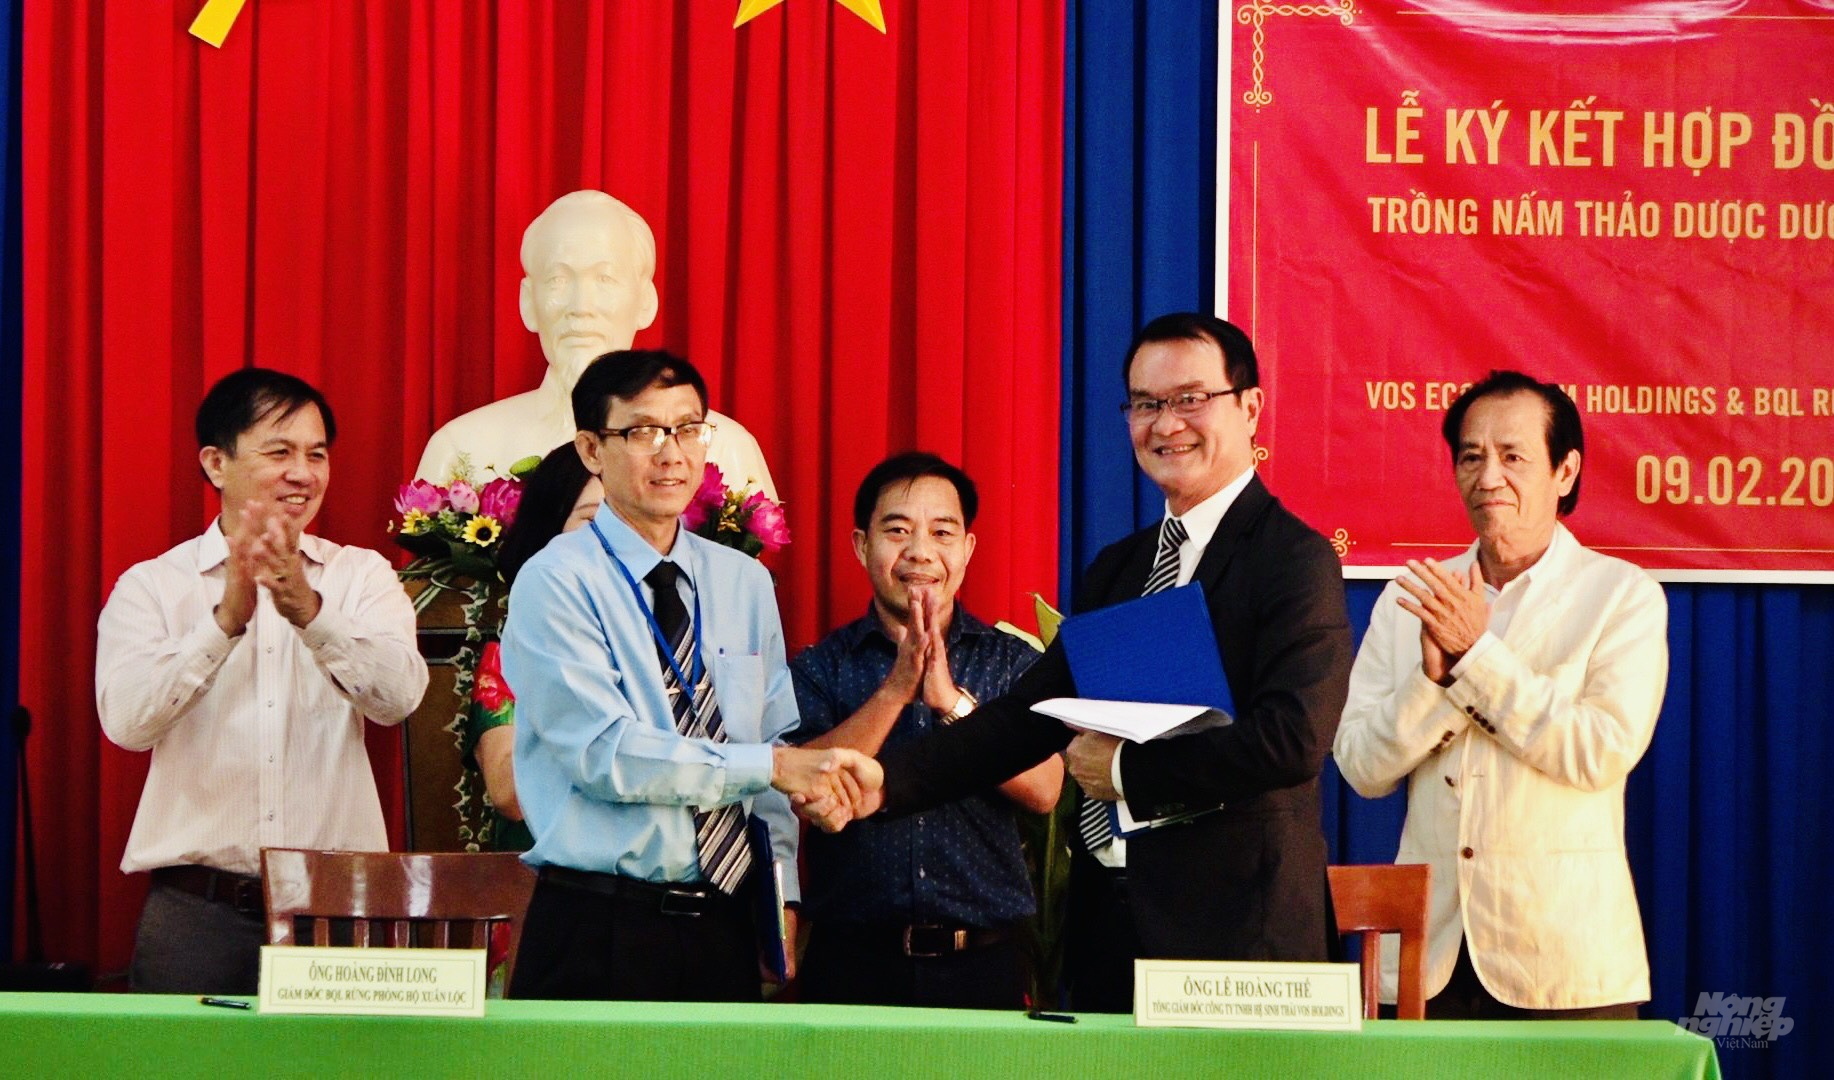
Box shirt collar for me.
[590,501,696,588]
[1474,521,1569,600]
[1164,464,1256,557]
[194,517,330,573]
[842,600,989,653]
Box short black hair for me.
[195,368,337,453]
[1441,370,1585,516]
[497,444,597,584]
[571,349,709,431]
[852,451,979,531]
[1123,312,1259,391]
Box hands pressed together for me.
[882,586,967,714]
[1396,557,1488,685]
[215,500,322,637]
[772,745,884,833]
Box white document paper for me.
[1032,697,1219,743]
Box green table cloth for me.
[0,993,1720,1078]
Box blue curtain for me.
[1065,4,1831,1077]
[1,0,22,963]
[1060,0,1217,607]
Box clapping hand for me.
[1396,558,1487,685]
[216,499,321,634]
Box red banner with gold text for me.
[1227,0,1834,580]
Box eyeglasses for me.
[1120,388,1248,423]
[596,421,717,456]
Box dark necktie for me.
[644,562,751,894]
[1078,515,1189,854]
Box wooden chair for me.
[1327,863,1431,1020]
[261,849,537,987]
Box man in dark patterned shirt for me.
[790,452,1063,1008]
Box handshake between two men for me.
[772,745,883,832]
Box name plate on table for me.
[1133,960,1362,1032]
[258,946,487,1017]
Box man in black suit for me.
[822,312,1352,1011]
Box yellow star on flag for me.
[734,0,887,34]
[188,0,250,48]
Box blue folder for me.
[1058,584,1233,835]
[1058,584,1234,714]
[746,815,789,982]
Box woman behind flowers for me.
[463,446,602,852]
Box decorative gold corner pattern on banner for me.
[1234,2,1357,109]
[1330,528,1353,557]
[1253,444,1272,465]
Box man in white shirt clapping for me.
[97,369,429,994]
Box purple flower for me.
[478,477,523,529]
[393,479,448,515]
[447,480,480,515]
[743,492,792,553]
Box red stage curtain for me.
[20,1,1061,975]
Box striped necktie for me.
[645,562,752,895]
[1078,515,1189,854]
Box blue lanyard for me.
[589,521,704,691]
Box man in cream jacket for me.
[1335,370,1666,1018]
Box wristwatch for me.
[941,687,979,724]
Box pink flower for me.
[743,493,792,553]
[683,465,729,532]
[478,477,523,528]
[393,479,447,515]
[447,480,480,515]
[694,465,728,509]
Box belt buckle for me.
[659,887,706,918]
[229,877,264,917]
[902,925,965,958]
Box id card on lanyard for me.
[589,521,705,692]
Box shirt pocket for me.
[710,652,766,742]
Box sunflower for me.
[462,514,502,546]
[400,508,431,535]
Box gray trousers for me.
[129,882,267,995]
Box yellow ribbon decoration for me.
[735,0,887,33]
[188,0,250,48]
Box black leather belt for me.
[539,865,733,917]
[152,865,265,918]
[901,924,1009,958]
[824,921,1011,958]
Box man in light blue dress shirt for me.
[501,349,878,1001]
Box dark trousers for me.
[130,882,267,995]
[1062,856,1142,1014]
[509,870,760,1002]
[1426,941,1641,1020]
[799,921,1026,1010]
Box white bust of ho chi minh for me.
[414,190,777,498]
